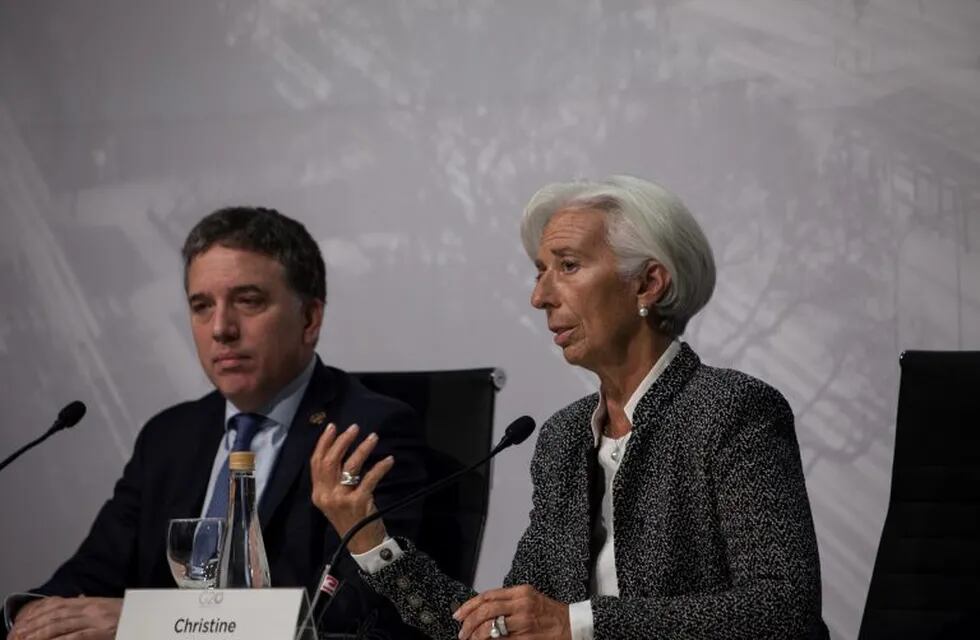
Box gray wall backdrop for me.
[1,1,979,638]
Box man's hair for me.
[182,206,327,304]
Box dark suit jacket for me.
[25,359,428,636]
[364,343,828,639]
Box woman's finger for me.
[459,598,517,640]
[454,588,519,638]
[453,592,484,624]
[357,454,394,495]
[310,423,337,467]
[322,423,360,475]
[459,608,493,640]
[454,587,517,622]
[342,432,379,475]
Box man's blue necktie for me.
[205,413,265,519]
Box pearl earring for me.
[638,306,649,318]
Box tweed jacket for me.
[363,343,828,639]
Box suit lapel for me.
[629,342,700,436]
[612,342,701,593]
[258,360,339,527]
[173,394,226,518]
[566,416,598,600]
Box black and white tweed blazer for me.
[363,343,828,639]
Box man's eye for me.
[190,302,210,314]
[560,260,579,272]
[238,297,263,308]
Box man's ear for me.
[302,298,325,346]
[636,261,671,310]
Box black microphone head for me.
[57,401,87,429]
[504,415,536,446]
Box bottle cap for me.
[229,451,256,471]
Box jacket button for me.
[396,576,410,590]
[380,548,394,562]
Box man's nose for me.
[211,304,240,342]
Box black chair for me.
[354,367,505,588]
[858,351,980,639]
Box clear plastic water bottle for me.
[217,451,271,588]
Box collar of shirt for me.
[589,340,681,446]
[223,355,317,445]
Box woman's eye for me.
[560,260,579,273]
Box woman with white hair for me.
[311,175,827,639]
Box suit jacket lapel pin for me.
[309,411,327,426]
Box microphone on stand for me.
[301,415,536,635]
[0,401,87,474]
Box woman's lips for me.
[552,327,574,346]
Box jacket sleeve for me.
[358,417,561,640]
[590,386,825,640]
[358,538,476,640]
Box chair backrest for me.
[858,351,980,639]
[354,367,504,587]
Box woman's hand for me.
[453,585,571,639]
[310,423,395,554]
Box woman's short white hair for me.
[521,175,715,337]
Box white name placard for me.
[117,588,309,640]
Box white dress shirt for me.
[590,431,631,596]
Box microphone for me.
[0,401,87,474]
[495,414,536,449]
[302,415,536,633]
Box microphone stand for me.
[298,426,530,639]
[0,431,62,474]
[0,402,86,474]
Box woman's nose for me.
[531,272,556,309]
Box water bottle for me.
[217,451,271,588]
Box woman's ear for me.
[637,261,671,309]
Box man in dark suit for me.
[5,207,426,639]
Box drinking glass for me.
[166,517,224,589]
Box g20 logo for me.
[198,591,224,606]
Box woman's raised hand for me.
[310,423,395,554]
